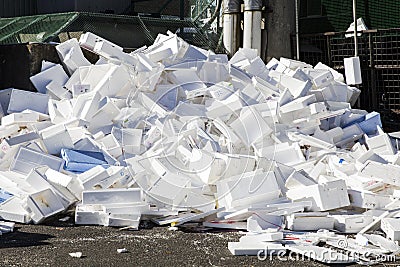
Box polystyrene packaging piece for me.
[40,124,74,155]
[0,197,31,223]
[365,128,396,155]
[0,88,12,115]
[44,168,83,200]
[113,128,142,155]
[147,173,191,206]
[56,38,91,75]
[333,214,374,233]
[61,148,108,173]
[1,112,39,127]
[240,231,284,242]
[25,167,76,208]
[359,112,382,135]
[247,214,283,232]
[82,188,142,206]
[7,89,49,114]
[0,221,15,233]
[228,242,286,256]
[286,212,335,231]
[217,171,281,210]
[314,62,344,82]
[107,214,141,228]
[78,165,109,190]
[347,189,392,210]
[344,57,362,85]
[75,204,107,225]
[30,64,69,94]
[26,188,65,224]
[345,18,368,38]
[10,146,65,175]
[79,32,123,51]
[286,180,350,211]
[381,218,400,241]
[2,31,400,265]
[358,161,400,186]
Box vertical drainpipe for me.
[223,0,241,56]
[295,0,300,60]
[353,0,358,57]
[243,0,263,55]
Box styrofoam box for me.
[40,125,74,155]
[344,57,362,85]
[1,112,39,126]
[26,188,65,224]
[286,213,335,231]
[10,147,65,175]
[78,165,112,190]
[217,171,281,210]
[348,189,392,210]
[112,128,143,154]
[82,188,142,206]
[239,231,284,243]
[147,174,191,206]
[30,64,69,94]
[286,179,350,211]
[107,214,141,228]
[75,204,107,225]
[104,204,149,214]
[381,218,400,241]
[358,161,400,187]
[332,214,374,233]
[0,88,13,115]
[0,197,31,223]
[0,124,19,139]
[7,89,49,114]
[228,242,286,256]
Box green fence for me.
[300,0,400,34]
[0,12,224,52]
[294,28,400,130]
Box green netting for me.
[0,13,78,44]
[0,17,15,29]
[0,12,225,53]
[300,0,400,34]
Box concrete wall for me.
[265,0,295,61]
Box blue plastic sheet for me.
[61,148,108,173]
[0,189,13,203]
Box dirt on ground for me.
[0,213,332,267]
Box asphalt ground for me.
[0,212,334,267]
